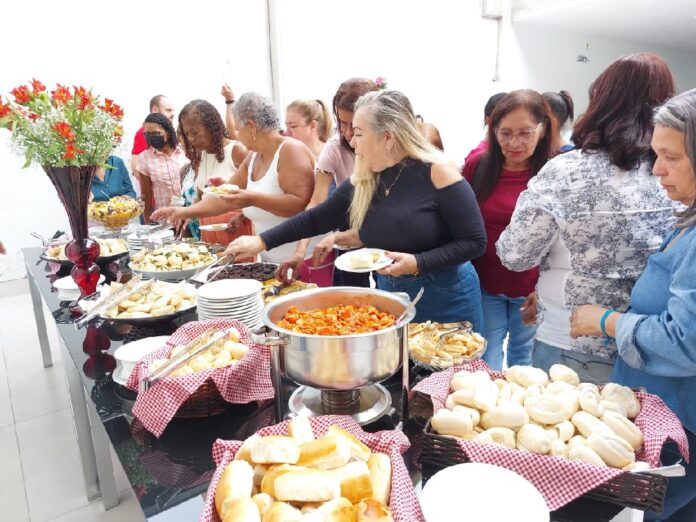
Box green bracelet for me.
[600,308,615,346]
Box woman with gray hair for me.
[571,89,696,521]
[225,89,487,326]
[153,92,325,275]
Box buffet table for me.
[23,246,646,521]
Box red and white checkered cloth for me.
[412,361,690,511]
[126,320,274,437]
[199,415,424,522]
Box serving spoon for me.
[397,287,425,323]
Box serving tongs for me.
[76,275,154,328]
[203,253,237,283]
[139,327,231,391]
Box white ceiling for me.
[513,0,696,51]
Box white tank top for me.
[196,141,237,192]
[243,141,319,263]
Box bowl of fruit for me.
[88,196,144,229]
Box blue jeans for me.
[645,429,696,521]
[480,290,535,370]
[375,262,484,329]
[532,340,614,385]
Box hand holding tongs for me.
[139,327,232,391]
[76,275,154,328]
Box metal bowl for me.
[260,287,414,390]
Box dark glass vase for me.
[43,166,101,298]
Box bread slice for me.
[297,435,352,470]
[250,435,300,464]
[326,426,371,462]
[214,460,254,517]
[367,452,392,505]
[274,469,341,502]
[334,461,374,503]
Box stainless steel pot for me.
[259,287,415,390]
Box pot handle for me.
[250,325,287,347]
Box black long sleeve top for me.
[260,159,487,274]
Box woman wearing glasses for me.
[463,90,555,370]
[497,54,677,383]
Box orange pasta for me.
[278,304,396,335]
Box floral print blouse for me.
[496,149,676,358]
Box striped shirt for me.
[137,147,188,208]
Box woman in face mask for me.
[137,112,188,223]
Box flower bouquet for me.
[1,80,125,299]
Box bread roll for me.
[253,464,268,488]
[274,469,340,502]
[549,439,568,458]
[221,497,261,522]
[567,435,587,448]
[355,499,394,522]
[367,452,392,506]
[587,433,635,468]
[509,366,549,387]
[235,435,260,464]
[262,502,303,522]
[577,382,600,394]
[251,493,273,518]
[601,399,629,418]
[473,380,499,412]
[480,403,529,430]
[545,381,575,395]
[568,445,607,467]
[549,364,580,385]
[601,410,643,450]
[522,384,545,401]
[451,405,481,427]
[251,436,300,465]
[215,460,254,517]
[554,420,576,442]
[517,424,552,454]
[601,383,641,419]
[326,426,371,462]
[578,387,605,417]
[288,416,315,445]
[260,464,306,497]
[432,408,473,438]
[451,370,490,393]
[335,461,373,503]
[449,389,476,408]
[525,395,571,424]
[297,435,352,470]
[546,427,559,441]
[315,496,358,522]
[571,411,614,438]
[475,427,516,449]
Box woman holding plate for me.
[225,90,487,326]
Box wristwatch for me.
[224,99,235,105]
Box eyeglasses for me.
[495,122,542,144]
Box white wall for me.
[506,22,696,120]
[0,0,272,281]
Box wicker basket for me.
[420,422,667,513]
[174,378,230,419]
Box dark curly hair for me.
[178,99,227,173]
[144,112,178,149]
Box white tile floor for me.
[0,278,144,522]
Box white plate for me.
[202,184,239,197]
[334,248,392,273]
[52,275,106,300]
[114,336,170,363]
[197,279,263,300]
[421,463,549,522]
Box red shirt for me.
[131,126,148,155]
[463,152,539,298]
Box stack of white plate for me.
[126,227,174,255]
[197,279,264,329]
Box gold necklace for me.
[381,160,406,197]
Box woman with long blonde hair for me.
[226,90,487,325]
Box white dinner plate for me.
[334,248,393,273]
[421,463,549,522]
[199,223,231,232]
[202,184,239,197]
[197,279,263,300]
[114,335,170,363]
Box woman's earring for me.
[252,129,257,143]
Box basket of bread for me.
[125,320,274,435]
[413,361,690,512]
[201,415,424,522]
[88,196,144,229]
[130,242,217,280]
[408,321,486,371]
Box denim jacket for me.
[614,225,696,433]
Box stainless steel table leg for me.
[25,261,53,368]
[86,394,119,510]
[60,340,100,501]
